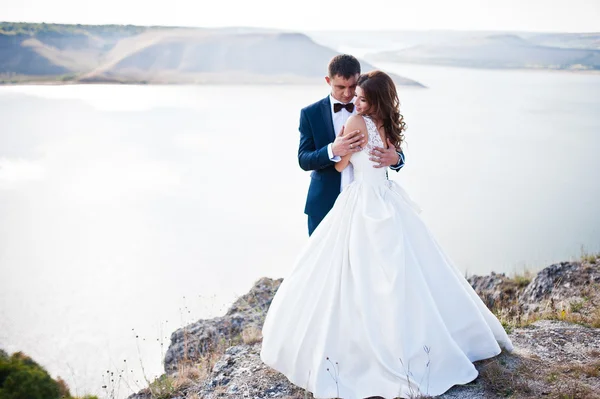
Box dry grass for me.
[549,379,598,399]
[139,361,207,399]
[456,259,599,398]
[211,384,229,396]
[580,249,599,264]
[171,362,205,390]
[145,374,176,399]
[242,325,263,344]
[560,360,600,379]
[490,262,600,334]
[187,340,228,383]
[489,255,600,329]
[511,269,534,288]
[590,305,600,328]
[476,350,600,399]
[478,354,535,397]
[119,314,234,399]
[495,292,600,333]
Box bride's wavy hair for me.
[357,70,406,149]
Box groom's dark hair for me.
[328,54,361,79]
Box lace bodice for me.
[350,115,389,184]
[363,115,385,152]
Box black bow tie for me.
[334,102,354,113]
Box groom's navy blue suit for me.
[298,95,405,235]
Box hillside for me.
[308,30,600,53]
[524,32,600,50]
[0,22,424,86]
[367,33,600,70]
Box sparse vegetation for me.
[477,350,600,399]
[494,286,600,333]
[478,353,533,397]
[241,325,263,344]
[512,269,533,288]
[580,247,599,264]
[482,256,600,334]
[570,299,584,313]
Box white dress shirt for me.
[326,94,356,192]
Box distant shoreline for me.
[1,67,598,87]
[382,63,600,75]
[0,80,425,86]
[381,64,600,74]
[0,72,426,87]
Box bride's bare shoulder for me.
[345,114,367,132]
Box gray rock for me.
[508,319,600,363]
[467,271,520,309]
[520,261,600,306]
[467,260,600,316]
[193,343,305,399]
[163,277,282,373]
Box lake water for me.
[1,63,599,398]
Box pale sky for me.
[1,0,599,32]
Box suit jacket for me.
[298,96,405,221]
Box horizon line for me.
[1,20,599,35]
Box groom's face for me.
[326,73,359,104]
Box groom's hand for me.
[332,126,365,157]
[370,138,400,168]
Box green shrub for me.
[0,351,64,399]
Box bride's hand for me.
[332,126,365,157]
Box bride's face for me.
[354,86,370,115]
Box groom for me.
[298,54,406,235]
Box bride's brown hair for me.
[357,70,406,149]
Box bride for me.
[260,70,513,399]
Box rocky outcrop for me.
[195,344,305,398]
[483,320,600,398]
[129,257,600,399]
[520,261,600,309]
[468,259,600,318]
[467,271,520,309]
[130,319,600,399]
[163,277,282,373]
[509,319,600,364]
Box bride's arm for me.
[335,115,366,172]
[334,153,352,172]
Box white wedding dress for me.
[260,115,513,399]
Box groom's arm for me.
[298,109,335,171]
[390,149,406,171]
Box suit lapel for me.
[319,96,336,143]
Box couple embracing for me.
[260,54,513,399]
